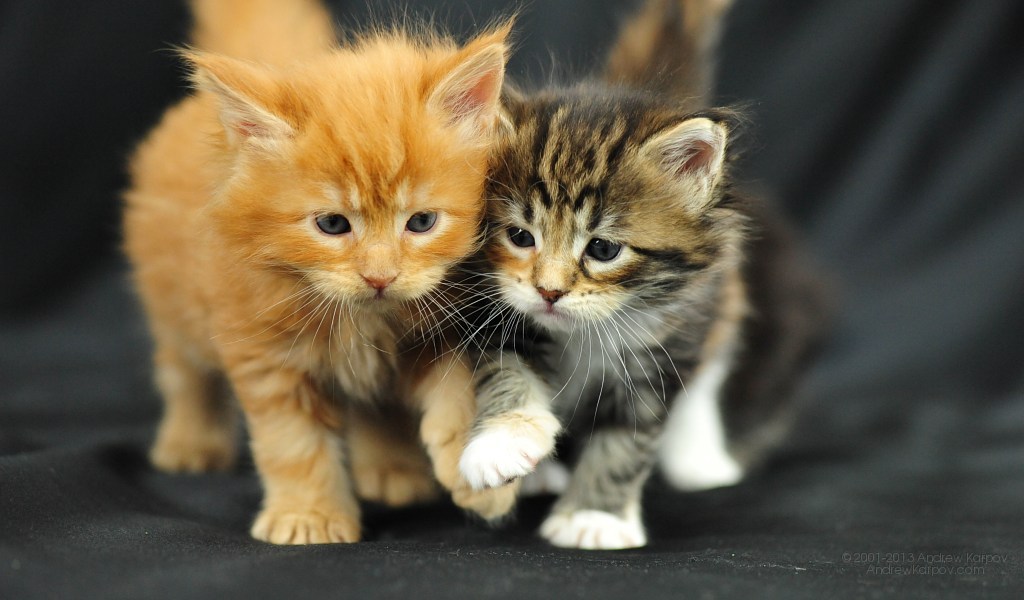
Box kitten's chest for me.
[543,314,680,415]
[546,329,633,409]
[323,313,399,403]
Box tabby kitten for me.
[124,0,517,544]
[455,0,829,549]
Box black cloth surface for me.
[2,0,1023,598]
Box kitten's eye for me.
[316,214,351,235]
[508,227,536,248]
[406,211,437,233]
[586,238,622,261]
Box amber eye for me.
[586,238,622,261]
[508,227,535,248]
[316,214,351,235]
[406,212,437,233]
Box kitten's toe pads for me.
[541,510,647,550]
[251,506,360,545]
[459,411,560,490]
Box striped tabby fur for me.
[454,0,830,550]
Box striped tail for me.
[603,0,734,108]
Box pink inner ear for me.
[233,120,264,138]
[674,140,715,176]
[445,69,500,120]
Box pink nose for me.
[363,275,396,291]
[536,287,565,303]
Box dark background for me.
[1,0,1022,598]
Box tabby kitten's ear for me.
[641,117,727,210]
[427,23,512,141]
[185,52,296,150]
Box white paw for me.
[519,460,571,497]
[661,450,744,491]
[541,510,647,550]
[459,411,560,490]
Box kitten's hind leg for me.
[348,406,440,507]
[149,344,237,473]
[540,427,659,550]
[658,353,744,491]
[458,358,561,490]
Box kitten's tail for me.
[189,0,336,63]
[603,0,734,108]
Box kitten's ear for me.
[641,117,727,209]
[427,23,511,139]
[185,51,295,148]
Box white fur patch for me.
[659,351,744,491]
[519,460,571,496]
[540,508,647,550]
[459,409,561,490]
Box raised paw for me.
[150,427,236,473]
[540,510,647,550]
[251,505,360,545]
[353,464,440,507]
[459,410,561,490]
[451,479,520,521]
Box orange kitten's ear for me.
[185,51,295,149]
[427,24,511,140]
[641,117,727,210]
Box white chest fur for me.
[325,311,398,403]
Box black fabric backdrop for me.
[2,0,1022,598]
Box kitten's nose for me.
[536,287,565,304]
[363,275,396,291]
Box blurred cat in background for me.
[124,0,517,544]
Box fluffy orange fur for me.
[124,0,516,544]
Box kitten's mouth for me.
[533,303,570,325]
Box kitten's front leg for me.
[458,356,562,490]
[228,363,361,544]
[412,354,520,520]
[540,426,661,550]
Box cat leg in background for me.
[659,349,744,490]
[226,360,361,544]
[412,353,520,520]
[149,339,237,473]
[347,405,440,507]
[540,425,662,550]
[459,356,562,490]
[659,268,747,490]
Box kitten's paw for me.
[353,464,440,507]
[519,460,571,497]
[540,510,647,550]
[150,428,236,473]
[661,451,744,491]
[451,480,520,521]
[251,506,360,545]
[459,410,561,490]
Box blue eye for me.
[586,238,621,261]
[316,214,351,235]
[406,212,437,233]
[508,227,535,247]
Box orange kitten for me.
[124,0,515,544]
